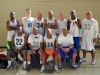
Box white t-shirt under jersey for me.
[69,18,79,37]
[14,33,25,49]
[28,34,43,50]
[80,18,98,39]
[46,18,56,36]
[44,35,56,48]
[7,19,17,41]
[58,34,74,47]
[57,19,67,34]
[21,17,35,36]
[35,18,44,36]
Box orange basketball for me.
[0,50,3,52]
[45,47,54,55]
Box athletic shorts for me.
[57,46,76,60]
[8,49,26,58]
[7,41,12,50]
[73,37,80,50]
[81,38,95,51]
[27,49,40,57]
[43,50,57,60]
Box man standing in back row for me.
[57,12,67,37]
[6,12,22,63]
[20,9,35,51]
[34,11,45,37]
[44,10,58,36]
[67,10,81,57]
[20,9,35,37]
[80,11,98,65]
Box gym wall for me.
[0,0,100,46]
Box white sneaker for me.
[55,65,59,73]
[80,58,86,62]
[72,64,78,69]
[40,65,45,73]
[91,59,96,65]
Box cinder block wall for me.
[0,0,99,46]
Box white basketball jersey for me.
[14,33,25,49]
[80,18,98,39]
[22,17,35,36]
[35,18,44,36]
[57,19,67,34]
[44,35,56,48]
[7,19,17,41]
[46,18,56,36]
[28,34,43,50]
[69,18,79,37]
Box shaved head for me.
[70,10,76,18]
[37,11,42,14]
[37,11,42,18]
[33,27,38,30]
[86,11,92,16]
[62,27,68,31]
[48,10,53,18]
[46,28,51,33]
[70,10,76,15]
[59,12,64,20]
[86,11,92,20]
[60,12,64,15]
[48,10,53,15]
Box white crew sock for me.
[8,60,11,66]
[27,61,31,64]
[23,61,26,68]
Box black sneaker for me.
[16,59,23,64]
[26,64,31,71]
[39,64,42,70]
[23,66,26,70]
[58,64,62,69]
[11,61,17,67]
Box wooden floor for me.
[0,48,100,75]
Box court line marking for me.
[14,52,99,75]
[16,64,25,75]
[19,70,27,74]
[80,54,100,55]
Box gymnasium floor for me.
[0,48,100,75]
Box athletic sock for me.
[8,60,11,66]
[23,61,26,68]
[40,61,42,64]
[27,61,31,65]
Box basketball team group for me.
[6,9,98,72]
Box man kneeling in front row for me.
[57,27,77,69]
